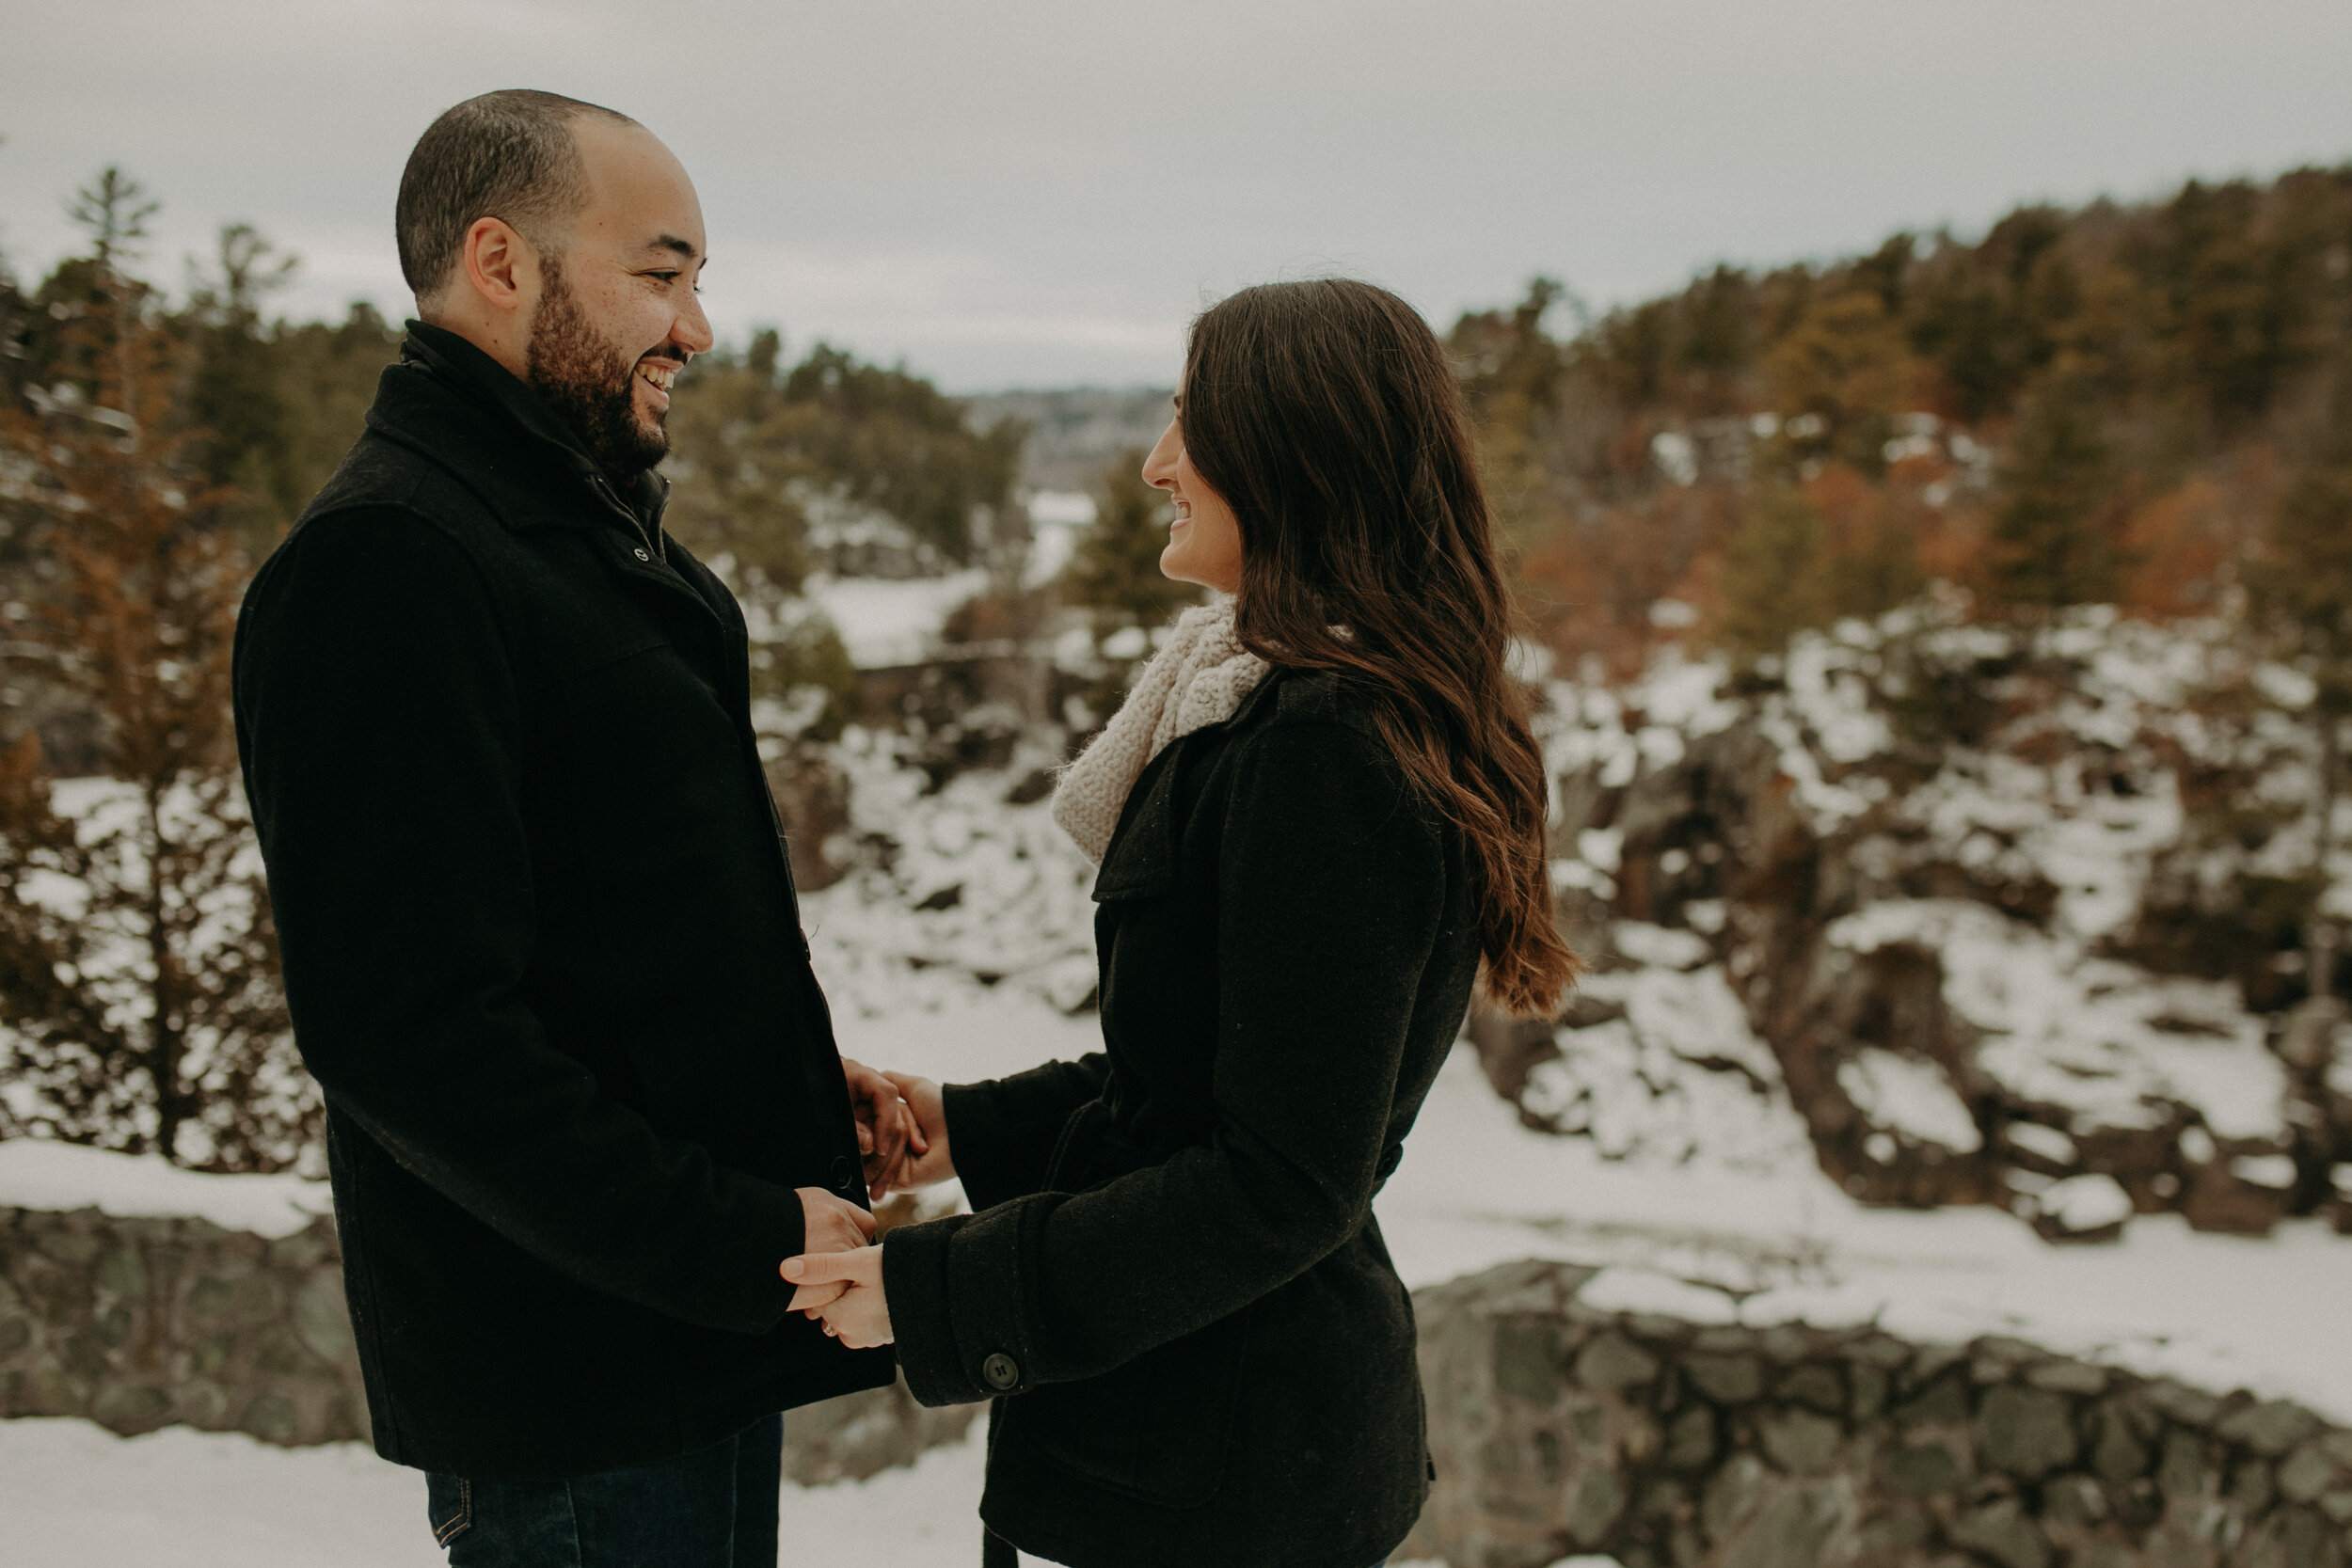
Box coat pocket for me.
[1009,1304,1254,1508]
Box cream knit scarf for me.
[1051,598,1271,863]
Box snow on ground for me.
[802,570,992,669]
[0,1413,995,1568]
[1380,1039,2352,1422]
[1023,489,1094,588]
[0,1138,331,1238]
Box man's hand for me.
[783,1244,893,1348]
[842,1056,921,1192]
[787,1188,875,1312]
[873,1072,953,1193]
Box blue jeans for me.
[425,1415,784,1567]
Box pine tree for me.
[2247,369,2352,1006]
[1760,289,1912,473]
[1057,449,1200,641]
[60,167,158,420]
[1713,487,1828,660]
[774,343,1025,570]
[266,302,403,523]
[185,224,298,549]
[1984,366,2123,610]
[662,328,811,591]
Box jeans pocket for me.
[426,1473,473,1548]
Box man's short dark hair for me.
[396,89,636,301]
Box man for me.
[233,90,902,1565]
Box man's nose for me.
[676,292,716,356]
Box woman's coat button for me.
[829,1155,855,1191]
[982,1353,1020,1390]
[632,546,651,562]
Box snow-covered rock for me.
[1496,604,2350,1240]
[800,727,1100,1021]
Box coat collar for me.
[373,321,670,547]
[1092,670,1286,902]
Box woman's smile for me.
[1143,412,1243,594]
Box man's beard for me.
[525,256,669,476]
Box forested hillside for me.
[1453,168,2352,675]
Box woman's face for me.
[1143,405,1245,595]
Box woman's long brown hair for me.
[1181,278,1578,1018]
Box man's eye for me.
[647,271,679,283]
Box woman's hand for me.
[877,1072,953,1191]
[782,1244,894,1348]
[786,1188,875,1312]
[841,1056,923,1194]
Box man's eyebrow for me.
[641,235,701,261]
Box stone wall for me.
[20,1197,2352,1567]
[1406,1259,2352,1568]
[0,1202,974,1480]
[0,1204,363,1444]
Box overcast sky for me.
[5,1,2350,391]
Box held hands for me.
[783,1245,892,1348]
[867,1072,952,1196]
[787,1188,876,1313]
[789,1066,946,1348]
[841,1057,923,1195]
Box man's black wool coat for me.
[232,325,892,1480]
[882,670,1483,1568]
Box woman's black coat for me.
[882,668,1483,1568]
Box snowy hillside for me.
[1519,603,2351,1240]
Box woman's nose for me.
[1141,420,1183,486]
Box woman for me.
[786,278,1577,1568]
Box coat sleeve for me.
[940,1054,1111,1212]
[882,720,1445,1405]
[235,505,808,1336]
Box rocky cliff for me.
[1472,607,2352,1242]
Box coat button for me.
[982,1353,1020,1390]
[633,546,651,562]
[829,1154,855,1191]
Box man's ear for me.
[458,216,537,317]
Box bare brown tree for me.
[0,286,306,1172]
